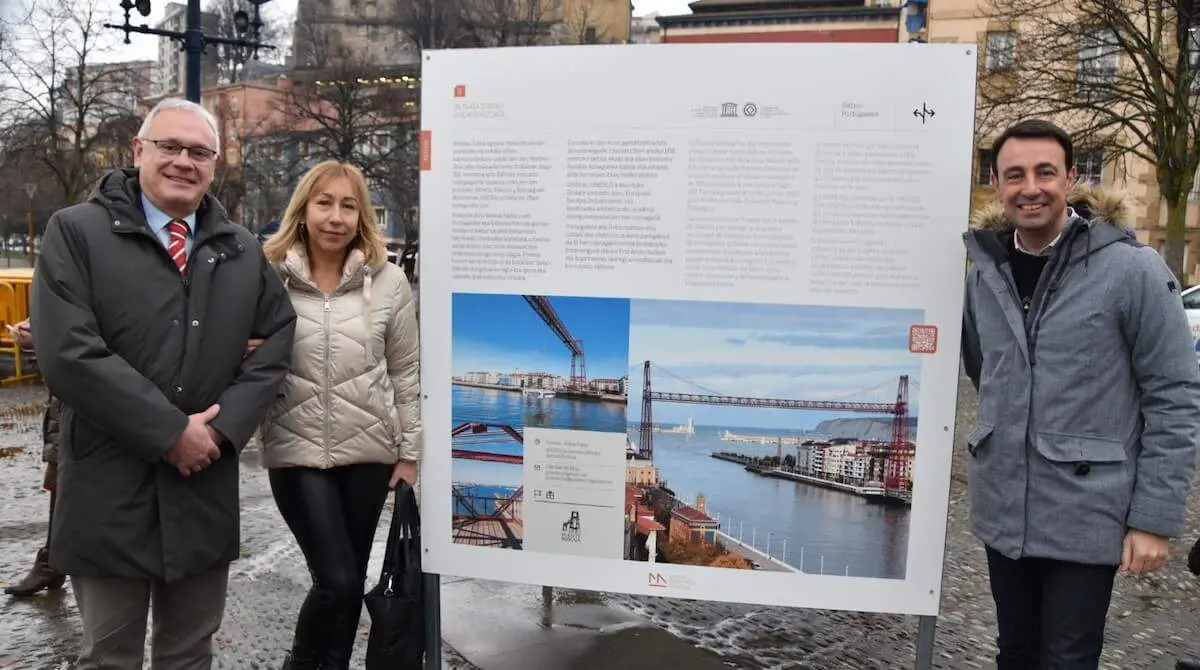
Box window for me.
[374,207,389,234]
[984,32,1016,73]
[976,148,994,185]
[1182,284,1200,309]
[1078,28,1118,96]
[1075,149,1104,184]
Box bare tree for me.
[0,0,148,206]
[0,121,58,258]
[978,0,1200,281]
[265,25,421,236]
[395,0,599,50]
[394,0,473,50]
[204,0,289,84]
[460,0,563,47]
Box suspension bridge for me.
[633,360,917,499]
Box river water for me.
[452,385,910,579]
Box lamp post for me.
[104,0,276,103]
[23,183,36,268]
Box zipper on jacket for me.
[1024,223,1082,366]
[323,294,332,468]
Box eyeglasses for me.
[143,138,218,163]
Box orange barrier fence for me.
[0,268,39,384]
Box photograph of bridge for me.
[449,292,631,550]
[622,299,925,579]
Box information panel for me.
[418,42,978,616]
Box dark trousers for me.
[985,545,1118,670]
[269,463,393,669]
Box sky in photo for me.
[627,300,925,430]
[452,293,632,381]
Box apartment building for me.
[154,2,221,96]
[930,0,1200,283]
[655,0,916,44]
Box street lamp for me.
[104,0,277,103]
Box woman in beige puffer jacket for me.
[259,160,421,670]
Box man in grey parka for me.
[962,118,1200,669]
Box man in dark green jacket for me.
[30,97,296,669]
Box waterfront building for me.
[669,496,720,545]
[626,458,662,486]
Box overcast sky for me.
[68,0,692,64]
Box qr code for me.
[909,325,938,354]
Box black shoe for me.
[281,650,320,670]
[1175,660,1200,670]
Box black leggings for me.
[270,463,393,669]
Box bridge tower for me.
[885,375,910,492]
[638,360,654,460]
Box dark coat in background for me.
[31,167,297,582]
[42,394,60,464]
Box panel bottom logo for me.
[561,510,581,543]
[648,572,695,590]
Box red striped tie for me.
[167,219,189,274]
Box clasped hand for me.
[164,338,258,476]
[165,404,222,477]
[1121,529,1170,576]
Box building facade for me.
[291,0,632,65]
[930,0,1200,284]
[155,2,221,96]
[655,0,912,44]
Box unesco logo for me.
[719,102,759,118]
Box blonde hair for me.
[263,160,389,268]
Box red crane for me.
[523,296,587,392]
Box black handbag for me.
[364,481,426,669]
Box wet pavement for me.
[4,372,1200,669]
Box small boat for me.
[522,388,555,400]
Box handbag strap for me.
[381,481,420,576]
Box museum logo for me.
[561,510,581,543]
[647,571,695,591]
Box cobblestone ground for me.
[605,370,1200,669]
[0,384,474,670]
[4,372,1200,669]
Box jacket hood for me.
[89,167,230,228]
[278,244,384,292]
[964,183,1139,267]
[968,182,1132,232]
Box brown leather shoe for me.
[3,548,66,597]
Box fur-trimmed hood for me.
[968,182,1133,232]
[963,183,1140,269]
